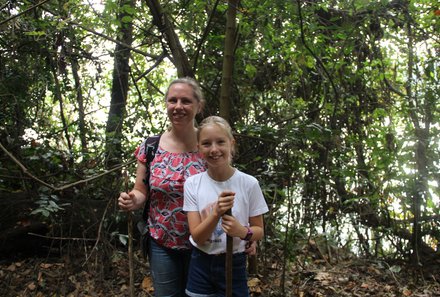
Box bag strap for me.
[141,134,161,222]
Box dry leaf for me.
[315,272,332,281]
[367,266,381,275]
[37,271,43,283]
[141,276,154,293]
[248,277,260,287]
[27,282,36,291]
[40,263,53,269]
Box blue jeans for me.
[148,238,191,297]
[185,248,249,297]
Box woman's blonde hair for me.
[164,77,205,109]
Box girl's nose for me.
[210,143,218,152]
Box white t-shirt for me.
[183,169,269,255]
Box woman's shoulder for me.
[135,135,162,163]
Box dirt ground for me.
[1,240,440,296]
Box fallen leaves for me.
[1,248,440,297]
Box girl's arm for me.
[221,214,264,242]
[187,191,235,246]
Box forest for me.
[0,0,439,296]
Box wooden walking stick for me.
[225,208,233,297]
[123,170,135,297]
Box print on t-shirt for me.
[201,201,224,243]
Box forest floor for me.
[1,240,440,297]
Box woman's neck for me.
[162,127,198,153]
[208,165,235,182]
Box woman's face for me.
[166,83,201,128]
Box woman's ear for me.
[231,138,236,157]
[198,101,205,114]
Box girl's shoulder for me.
[186,171,207,182]
[233,169,259,184]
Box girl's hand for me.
[221,214,246,238]
[213,191,235,217]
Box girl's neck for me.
[207,165,235,182]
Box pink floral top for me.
[135,140,206,250]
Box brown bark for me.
[145,0,194,78]
[69,40,87,154]
[219,0,239,122]
[105,0,135,167]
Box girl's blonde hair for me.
[197,116,236,156]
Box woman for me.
[118,77,206,296]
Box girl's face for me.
[198,124,235,169]
[166,83,201,128]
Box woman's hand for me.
[118,191,140,211]
[245,241,257,255]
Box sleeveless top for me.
[135,141,206,250]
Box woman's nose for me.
[175,99,183,109]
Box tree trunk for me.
[70,42,87,154]
[403,5,425,265]
[219,0,239,122]
[105,0,135,168]
[145,0,194,78]
[50,58,74,165]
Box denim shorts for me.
[148,238,191,297]
[185,248,249,297]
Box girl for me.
[183,116,269,297]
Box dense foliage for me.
[1,0,439,278]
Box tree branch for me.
[0,141,136,192]
[0,0,51,27]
